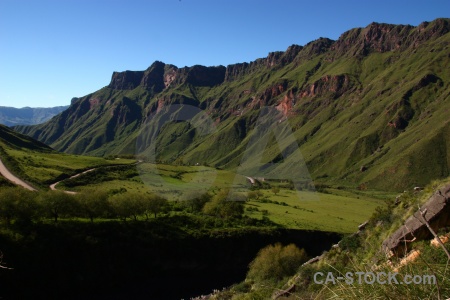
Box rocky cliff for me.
[382,184,450,257]
[109,61,226,91]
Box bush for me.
[247,243,308,282]
[202,189,244,219]
[339,234,361,251]
[247,190,263,200]
[181,192,211,213]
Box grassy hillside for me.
[14,18,450,191]
[0,124,134,187]
[54,160,384,233]
[208,178,450,299]
[0,123,382,233]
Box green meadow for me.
[1,124,386,234]
[53,161,385,233]
[244,189,382,233]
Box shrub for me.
[202,189,244,219]
[339,234,361,251]
[247,243,308,282]
[181,191,211,213]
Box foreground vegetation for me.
[0,186,342,299]
[209,178,450,299]
[0,186,250,225]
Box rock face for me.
[382,184,450,257]
[299,74,355,99]
[175,65,226,87]
[108,70,144,90]
[109,62,226,90]
[331,19,450,56]
[140,61,166,92]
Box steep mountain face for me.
[15,18,450,191]
[0,105,68,126]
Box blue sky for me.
[0,0,449,108]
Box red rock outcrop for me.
[331,18,450,56]
[275,90,295,116]
[299,74,354,98]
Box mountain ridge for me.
[0,105,69,126]
[14,18,450,191]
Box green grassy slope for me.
[14,18,450,191]
[0,124,134,187]
[208,178,450,299]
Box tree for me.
[109,192,146,221]
[75,189,110,222]
[13,189,40,225]
[0,188,18,225]
[0,187,40,225]
[182,191,211,213]
[271,187,280,195]
[247,243,307,282]
[38,191,79,222]
[145,194,168,218]
[247,190,263,201]
[203,189,244,219]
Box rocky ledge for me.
[382,184,450,257]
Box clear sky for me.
[0,0,449,108]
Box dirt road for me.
[49,161,141,194]
[49,168,96,194]
[0,157,36,191]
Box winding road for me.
[0,157,37,191]
[50,160,142,194]
[49,168,97,194]
[1,159,141,193]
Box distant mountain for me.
[14,18,450,191]
[0,105,68,126]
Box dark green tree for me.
[38,190,79,222]
[0,187,39,225]
[203,189,244,219]
[247,190,263,201]
[145,194,168,218]
[76,189,110,222]
[182,191,211,213]
[271,187,280,195]
[0,188,18,225]
[109,192,146,221]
